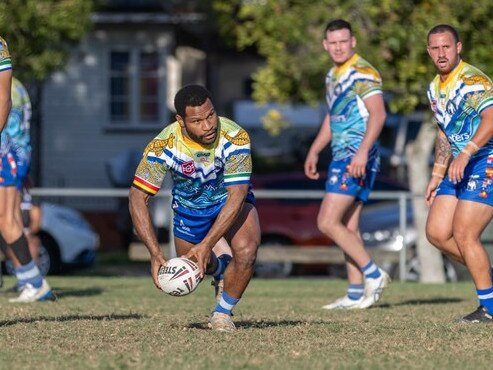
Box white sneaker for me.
[359,269,391,309]
[208,312,236,332]
[8,279,56,303]
[322,295,364,310]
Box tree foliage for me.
[0,0,93,82]
[211,0,493,113]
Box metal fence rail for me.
[30,187,414,281]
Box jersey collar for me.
[334,53,359,76]
[439,60,464,89]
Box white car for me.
[2,202,99,277]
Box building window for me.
[109,50,162,127]
[110,51,130,122]
[140,52,159,122]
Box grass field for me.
[0,270,492,370]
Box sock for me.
[362,260,381,279]
[214,291,239,316]
[477,287,493,314]
[347,283,364,300]
[0,234,8,255]
[10,234,32,265]
[15,260,43,289]
[212,254,232,281]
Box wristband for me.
[432,163,447,177]
[462,140,480,157]
[461,148,472,158]
[433,163,447,168]
[469,140,480,151]
[431,172,444,179]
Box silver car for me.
[2,202,99,277]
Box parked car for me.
[1,202,100,276]
[252,171,458,281]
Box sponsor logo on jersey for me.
[446,100,457,115]
[448,133,471,143]
[181,160,195,176]
[330,115,346,123]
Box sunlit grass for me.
[0,275,490,369]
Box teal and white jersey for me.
[427,60,493,158]
[325,53,383,161]
[133,116,252,210]
[0,77,31,160]
[0,37,12,72]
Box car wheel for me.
[255,236,294,278]
[38,232,62,275]
[5,233,61,276]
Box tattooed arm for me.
[426,129,451,206]
[434,129,452,166]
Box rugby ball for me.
[158,257,202,296]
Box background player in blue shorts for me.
[0,70,54,302]
[425,24,493,323]
[129,84,260,332]
[0,36,11,132]
[304,19,389,310]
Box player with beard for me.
[425,24,493,322]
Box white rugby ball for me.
[158,257,202,296]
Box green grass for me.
[0,275,491,370]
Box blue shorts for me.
[436,153,493,206]
[325,158,378,203]
[172,192,256,244]
[0,151,29,190]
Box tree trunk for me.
[405,113,446,283]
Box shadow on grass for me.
[0,313,146,327]
[378,297,464,308]
[53,287,104,299]
[187,319,314,330]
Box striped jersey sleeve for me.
[352,60,382,100]
[132,134,171,196]
[221,121,252,186]
[0,37,12,72]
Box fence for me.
[30,187,415,281]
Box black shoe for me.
[460,306,493,323]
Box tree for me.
[0,0,94,182]
[0,0,93,82]
[211,0,493,282]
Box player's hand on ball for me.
[184,244,211,278]
[150,254,167,290]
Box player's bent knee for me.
[426,223,448,247]
[452,227,479,249]
[317,219,337,238]
[232,243,257,267]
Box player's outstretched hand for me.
[150,254,167,290]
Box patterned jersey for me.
[132,116,253,209]
[427,60,493,158]
[0,37,12,73]
[325,53,383,162]
[0,77,32,160]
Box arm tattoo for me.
[435,135,452,165]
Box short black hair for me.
[174,84,212,118]
[427,24,460,44]
[324,19,352,38]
